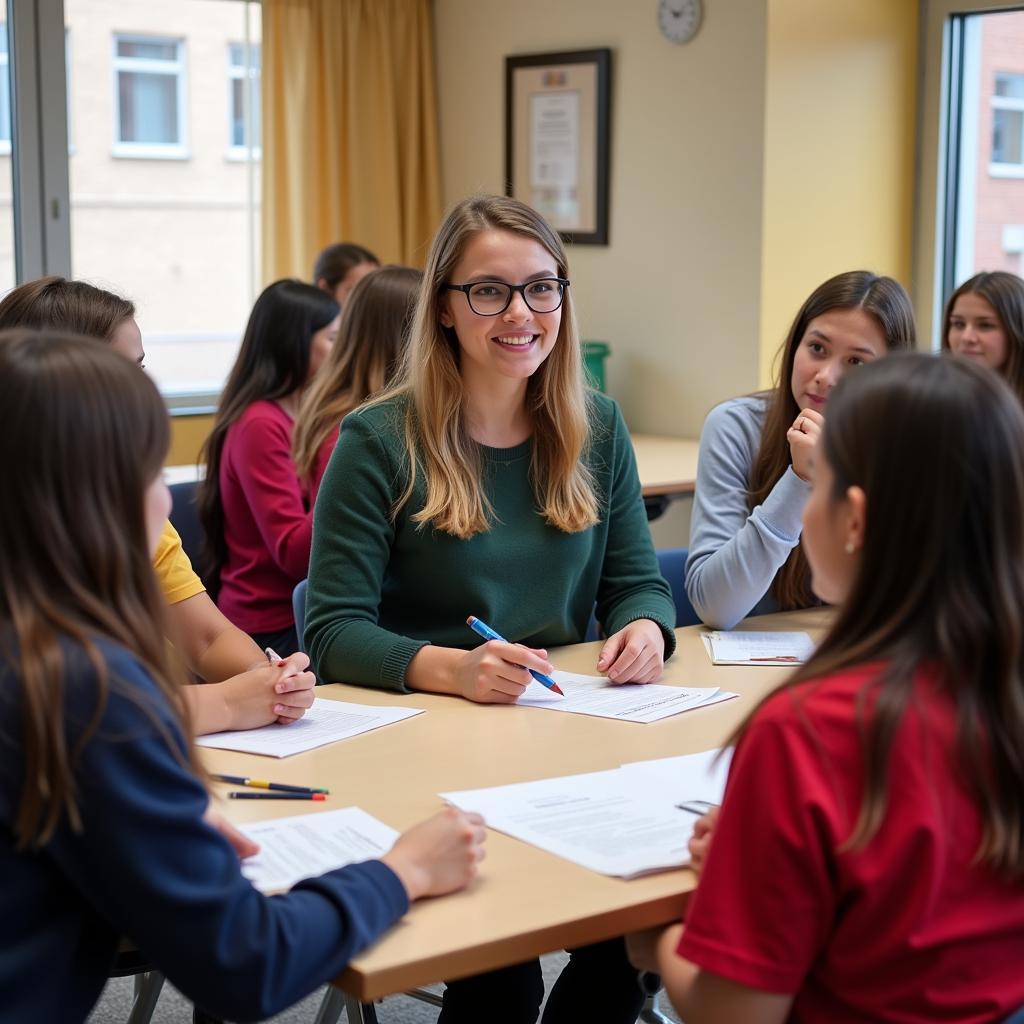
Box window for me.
[227,41,260,158]
[992,71,1024,172]
[112,35,187,158]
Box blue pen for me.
[465,615,565,696]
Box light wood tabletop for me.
[630,434,700,499]
[204,607,831,1002]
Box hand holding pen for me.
[462,616,565,701]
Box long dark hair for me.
[738,353,1024,877]
[292,265,422,483]
[942,271,1024,401]
[197,279,339,591]
[0,276,135,340]
[0,330,196,849]
[750,271,916,609]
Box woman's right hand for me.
[786,407,824,482]
[687,806,720,877]
[453,640,554,704]
[381,807,487,901]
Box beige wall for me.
[433,0,770,438]
[433,0,919,435]
[759,0,918,383]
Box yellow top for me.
[153,521,205,605]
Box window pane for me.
[118,71,178,143]
[68,0,261,395]
[993,109,1023,165]
[995,71,1024,99]
[117,39,177,61]
[948,9,1024,287]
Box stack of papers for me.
[196,697,423,757]
[442,748,732,878]
[701,630,814,666]
[518,670,737,723]
[237,807,399,893]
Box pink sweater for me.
[217,400,312,633]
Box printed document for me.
[196,697,423,757]
[619,747,733,807]
[518,670,737,723]
[238,807,398,893]
[702,630,815,666]
[444,768,700,877]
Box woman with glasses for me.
[304,194,675,1023]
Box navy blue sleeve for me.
[47,645,408,1021]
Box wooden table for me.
[205,607,830,1004]
[631,434,700,499]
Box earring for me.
[845,541,856,555]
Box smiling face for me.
[790,307,887,413]
[439,228,562,389]
[947,292,1008,372]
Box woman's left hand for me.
[596,619,665,683]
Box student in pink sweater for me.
[198,280,340,656]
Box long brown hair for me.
[293,265,422,484]
[0,330,196,849]
[942,270,1024,401]
[750,271,916,609]
[0,276,135,339]
[739,353,1024,876]
[372,194,598,539]
[197,279,339,591]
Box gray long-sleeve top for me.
[685,395,811,629]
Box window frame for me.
[111,32,189,160]
[990,71,1024,176]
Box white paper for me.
[517,670,737,723]
[237,807,399,893]
[702,631,815,666]
[195,697,423,757]
[443,769,694,878]
[619,748,733,808]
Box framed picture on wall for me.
[505,48,611,246]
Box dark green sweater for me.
[305,392,676,691]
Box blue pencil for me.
[465,615,565,696]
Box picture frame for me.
[505,48,612,246]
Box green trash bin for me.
[582,340,611,392]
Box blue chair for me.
[292,578,308,651]
[656,547,700,628]
[1004,1005,1024,1024]
[168,479,203,571]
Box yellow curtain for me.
[261,0,442,281]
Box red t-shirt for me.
[217,400,312,633]
[677,664,1024,1023]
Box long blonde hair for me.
[373,195,598,539]
[293,265,422,484]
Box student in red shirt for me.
[198,280,341,656]
[629,352,1024,1024]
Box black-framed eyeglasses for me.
[443,278,569,316]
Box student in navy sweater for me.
[199,280,342,656]
[0,329,485,1023]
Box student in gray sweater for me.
[686,271,917,628]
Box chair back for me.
[292,578,309,650]
[168,480,203,570]
[656,547,700,628]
